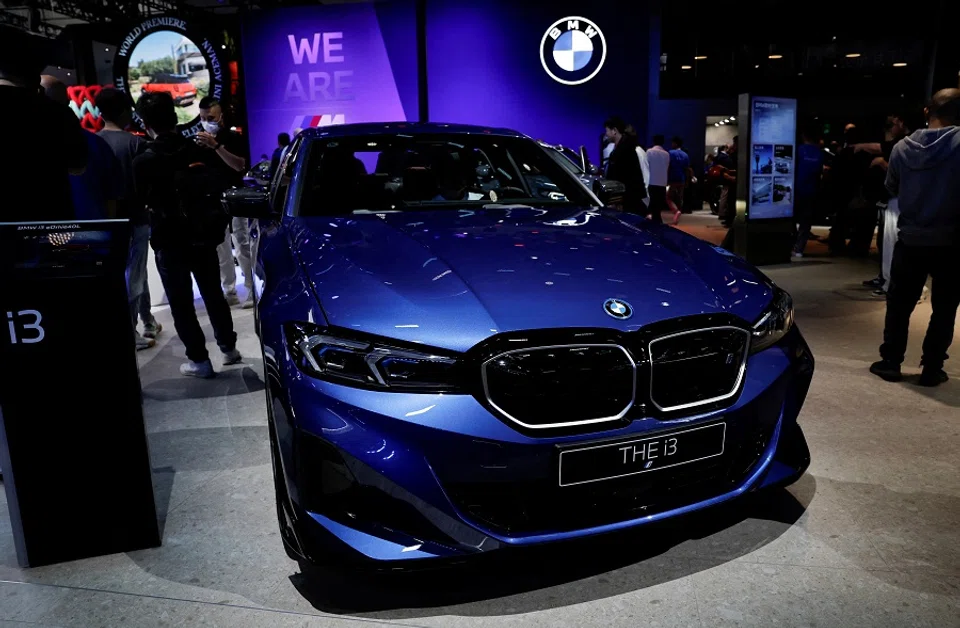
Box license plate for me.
[558,422,726,487]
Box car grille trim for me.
[647,326,751,413]
[481,343,638,430]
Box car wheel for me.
[264,374,303,563]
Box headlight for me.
[284,322,463,392]
[751,288,794,353]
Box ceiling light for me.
[730,116,736,121]
[754,64,760,68]
[715,123,720,127]
[893,62,907,67]
[768,54,783,60]
[681,65,692,70]
[845,53,861,58]
[694,56,707,60]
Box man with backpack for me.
[133,92,241,378]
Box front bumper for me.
[274,328,813,567]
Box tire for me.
[265,374,303,562]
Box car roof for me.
[300,122,527,140]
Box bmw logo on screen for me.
[540,16,607,86]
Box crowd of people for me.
[0,26,252,378]
[601,91,960,387]
[601,117,693,226]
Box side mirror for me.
[594,178,626,206]
[222,188,275,219]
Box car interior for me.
[298,137,589,216]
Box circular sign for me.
[112,16,226,135]
[540,16,607,86]
[603,298,633,320]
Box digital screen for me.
[127,30,210,127]
[0,221,128,279]
[748,97,797,220]
[241,2,419,161]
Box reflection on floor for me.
[1,213,958,627]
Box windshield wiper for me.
[482,203,535,210]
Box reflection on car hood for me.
[291,207,773,352]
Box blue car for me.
[223,122,813,570]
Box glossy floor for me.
[1,216,958,627]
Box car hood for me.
[291,207,773,352]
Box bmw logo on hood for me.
[603,298,633,320]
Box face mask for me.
[201,120,220,135]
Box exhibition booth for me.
[0,1,801,568]
[69,1,670,303]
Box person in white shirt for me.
[646,134,671,224]
[625,125,650,207]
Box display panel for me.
[113,16,227,136]
[241,1,419,161]
[426,1,649,165]
[748,96,797,220]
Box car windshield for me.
[152,74,191,84]
[559,146,583,167]
[546,146,585,177]
[297,133,597,217]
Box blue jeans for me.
[127,225,155,329]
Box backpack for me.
[146,146,230,246]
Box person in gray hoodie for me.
[871,88,960,387]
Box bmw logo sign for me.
[540,16,608,86]
[603,298,633,320]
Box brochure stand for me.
[0,220,160,567]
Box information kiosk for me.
[728,94,799,265]
[0,220,160,567]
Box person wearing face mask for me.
[196,97,252,307]
[133,92,241,378]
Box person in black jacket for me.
[603,116,648,218]
[133,92,241,379]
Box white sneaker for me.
[135,332,155,351]
[222,349,243,366]
[242,292,255,309]
[225,292,240,306]
[180,359,215,378]
[792,251,803,258]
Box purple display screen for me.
[241,2,418,161]
[425,1,649,166]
